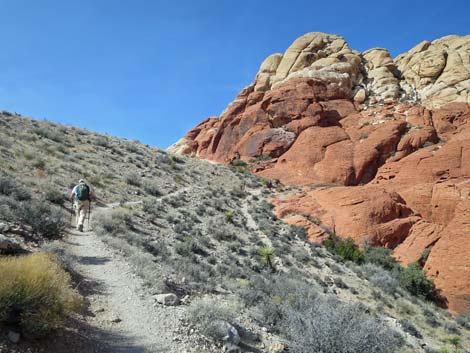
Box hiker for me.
[70,179,94,232]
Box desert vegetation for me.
[1,112,469,352]
[0,253,83,337]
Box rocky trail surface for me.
[60,197,193,353]
[65,228,184,353]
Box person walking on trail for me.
[70,179,94,232]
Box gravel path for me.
[66,216,188,353]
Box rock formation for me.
[169,32,470,313]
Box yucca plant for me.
[224,210,234,223]
[259,245,276,271]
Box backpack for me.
[75,184,90,201]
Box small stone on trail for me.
[154,293,179,306]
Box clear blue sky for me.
[1,0,468,148]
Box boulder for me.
[0,234,21,253]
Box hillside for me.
[0,111,470,353]
[169,32,470,315]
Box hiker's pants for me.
[74,200,90,229]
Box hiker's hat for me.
[79,179,85,183]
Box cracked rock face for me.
[169,32,470,313]
[396,35,470,108]
[254,32,363,97]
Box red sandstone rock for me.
[168,31,470,313]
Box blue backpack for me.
[76,183,90,201]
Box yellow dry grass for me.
[0,252,83,337]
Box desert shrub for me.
[399,319,422,338]
[230,159,247,167]
[187,297,239,340]
[125,143,139,153]
[241,273,401,352]
[170,154,184,164]
[0,175,31,201]
[292,246,310,263]
[0,253,83,337]
[173,217,195,235]
[124,172,141,187]
[93,208,133,237]
[0,195,21,221]
[0,175,16,195]
[364,245,400,271]
[33,158,46,170]
[210,220,236,242]
[172,258,218,291]
[329,262,343,274]
[166,193,187,208]
[284,296,402,353]
[456,312,470,329]
[362,263,399,295]
[155,153,172,165]
[14,186,32,201]
[445,336,462,352]
[422,141,435,148]
[230,184,246,198]
[32,127,64,143]
[443,322,460,335]
[142,198,165,219]
[249,155,272,163]
[420,247,432,265]
[333,277,348,289]
[94,136,109,147]
[399,263,435,298]
[286,224,308,240]
[240,273,319,326]
[143,180,162,196]
[423,307,441,328]
[21,201,68,238]
[325,236,364,263]
[41,243,77,272]
[44,186,66,205]
[86,175,103,188]
[143,240,169,259]
[174,237,205,257]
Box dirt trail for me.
[64,194,192,353]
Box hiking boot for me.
[78,224,83,232]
